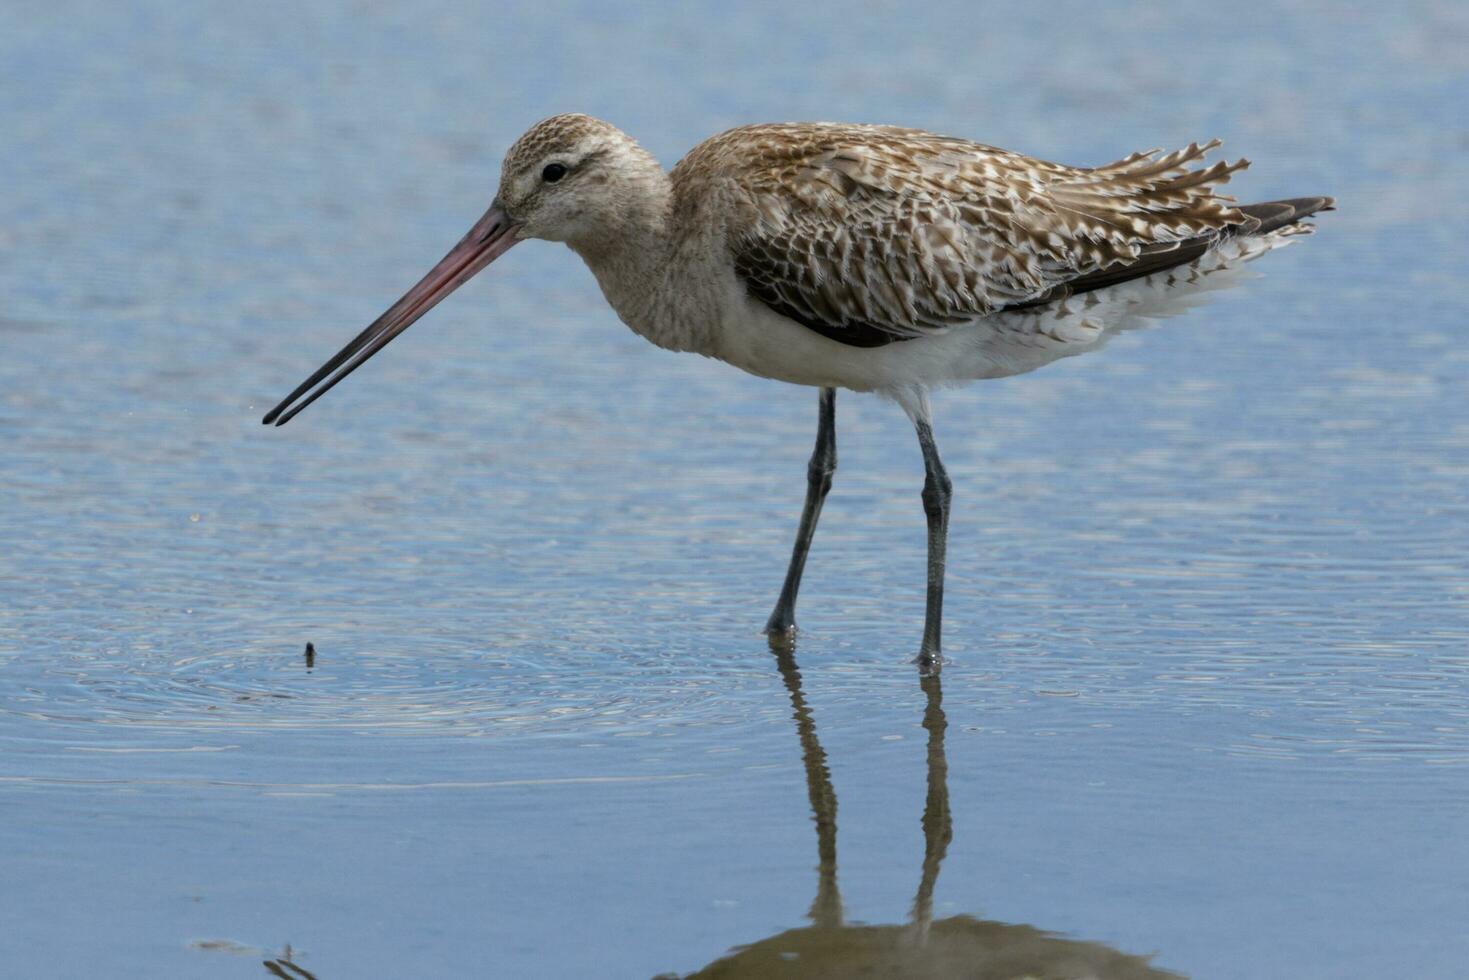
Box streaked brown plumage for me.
[670,122,1328,349]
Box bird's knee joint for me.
[807,456,837,489]
[921,474,951,517]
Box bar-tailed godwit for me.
[263,114,1332,671]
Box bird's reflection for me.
[262,949,317,979]
[676,649,1183,979]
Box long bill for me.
[262,202,520,426]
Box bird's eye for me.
[542,163,568,183]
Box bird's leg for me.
[766,387,837,638]
[915,417,951,672]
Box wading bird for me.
[263,114,1331,671]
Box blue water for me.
[2,2,1467,977]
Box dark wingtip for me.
[1236,195,1336,234]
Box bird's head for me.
[261,114,661,426]
[495,113,664,247]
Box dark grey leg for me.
[765,387,837,637]
[915,418,951,671]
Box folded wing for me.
[684,124,1281,348]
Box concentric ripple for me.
[0,636,782,744]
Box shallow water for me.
[3,1,1468,977]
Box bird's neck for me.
[568,172,703,352]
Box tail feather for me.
[1235,196,1336,235]
[1002,194,1334,313]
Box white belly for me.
[708,230,1303,395]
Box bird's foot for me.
[764,601,798,637]
[913,646,944,676]
[764,619,799,652]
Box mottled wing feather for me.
[676,124,1255,347]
